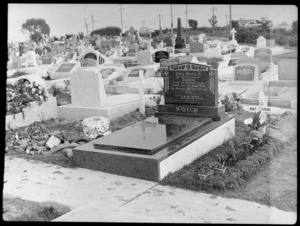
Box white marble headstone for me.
[257,36,267,48]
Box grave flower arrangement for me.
[244,110,268,149]
[197,162,215,180]
[6,79,48,118]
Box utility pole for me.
[91,14,94,32]
[158,14,162,36]
[85,18,89,37]
[170,4,173,37]
[142,21,145,27]
[185,4,188,28]
[229,4,232,32]
[210,6,217,31]
[225,13,228,27]
[120,4,123,33]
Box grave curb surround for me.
[73,114,235,182]
[5,95,57,129]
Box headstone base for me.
[174,48,190,54]
[155,104,226,121]
[57,94,153,120]
[73,114,235,181]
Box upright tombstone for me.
[230,28,237,42]
[233,63,259,82]
[190,41,204,53]
[41,54,53,64]
[257,36,267,48]
[137,50,153,65]
[236,58,262,75]
[198,34,206,43]
[266,39,276,47]
[174,18,186,50]
[154,50,169,63]
[278,59,297,80]
[254,48,272,70]
[157,62,225,120]
[206,47,222,58]
[163,37,173,47]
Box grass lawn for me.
[3,195,71,221]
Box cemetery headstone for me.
[41,54,53,64]
[137,50,153,65]
[198,34,206,43]
[157,62,225,120]
[236,58,262,75]
[163,38,173,47]
[278,59,297,80]
[175,18,186,49]
[154,51,169,63]
[71,70,106,108]
[256,36,267,48]
[190,42,204,53]
[230,28,237,41]
[51,62,80,80]
[266,39,275,47]
[206,47,222,58]
[254,48,272,70]
[233,63,259,81]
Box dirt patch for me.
[3,195,71,221]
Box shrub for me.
[236,27,260,44]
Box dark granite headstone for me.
[175,18,186,49]
[163,63,218,107]
[154,51,169,63]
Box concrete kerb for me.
[3,157,297,223]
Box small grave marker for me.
[154,51,169,63]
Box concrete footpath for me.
[3,156,297,223]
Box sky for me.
[8,4,298,41]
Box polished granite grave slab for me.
[94,116,211,155]
[73,114,235,181]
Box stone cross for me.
[230,28,237,41]
[128,70,154,114]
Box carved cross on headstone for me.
[230,28,237,41]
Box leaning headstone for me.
[233,63,259,82]
[256,36,267,48]
[154,51,169,63]
[278,59,297,80]
[137,50,153,65]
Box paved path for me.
[3,156,296,223]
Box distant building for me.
[276,22,291,30]
[238,19,265,28]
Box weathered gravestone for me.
[257,36,267,48]
[157,62,225,120]
[137,50,153,65]
[254,48,272,71]
[41,54,53,64]
[154,51,169,63]
[233,63,259,82]
[266,39,276,47]
[190,42,204,53]
[278,59,297,80]
[236,58,262,76]
[163,38,173,47]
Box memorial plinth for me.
[74,114,235,181]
